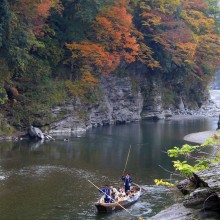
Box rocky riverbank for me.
[149,163,220,220]
[149,128,220,220]
[0,73,219,138]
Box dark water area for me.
[0,117,218,220]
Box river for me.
[0,117,218,220]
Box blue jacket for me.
[101,187,111,198]
[122,176,133,187]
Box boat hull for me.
[95,199,138,213]
[95,187,141,213]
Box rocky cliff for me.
[149,163,220,220]
[50,74,144,133]
[49,71,211,133]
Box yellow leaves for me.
[65,71,99,100]
[159,0,181,13]
[154,179,174,187]
[175,42,197,58]
[81,71,99,86]
[138,43,161,69]
[142,12,161,26]
[139,0,220,77]
[181,4,216,34]
[184,60,194,65]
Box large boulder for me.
[183,188,219,209]
[149,163,220,220]
[28,126,44,139]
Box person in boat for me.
[100,185,111,203]
[118,185,124,194]
[110,186,118,195]
[110,192,116,203]
[122,173,133,192]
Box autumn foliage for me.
[66,0,142,80]
[16,0,62,36]
[0,0,220,128]
[139,0,220,77]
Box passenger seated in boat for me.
[126,191,131,196]
[118,185,125,194]
[130,189,135,196]
[100,185,111,203]
[118,193,123,201]
[110,192,116,203]
[110,186,119,196]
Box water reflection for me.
[0,117,217,219]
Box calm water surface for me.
[0,118,218,220]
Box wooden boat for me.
[95,185,142,213]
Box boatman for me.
[122,174,133,192]
[100,185,111,203]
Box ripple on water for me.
[12,165,103,181]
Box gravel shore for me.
[183,130,219,144]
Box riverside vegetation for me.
[153,131,220,219]
[0,0,220,135]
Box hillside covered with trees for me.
[0,0,220,134]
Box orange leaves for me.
[175,42,198,61]
[16,0,62,37]
[65,71,99,102]
[81,70,99,87]
[196,34,220,66]
[66,41,118,75]
[93,0,139,64]
[139,0,220,76]
[36,0,52,18]
[66,0,141,77]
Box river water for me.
[0,117,218,220]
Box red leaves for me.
[66,0,140,76]
[66,41,118,75]
[16,0,62,37]
[140,0,220,75]
[93,0,139,65]
[36,0,52,18]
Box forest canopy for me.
[0,0,220,128]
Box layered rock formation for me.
[49,75,144,133]
[48,72,214,133]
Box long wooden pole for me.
[132,182,140,188]
[122,145,132,176]
[87,180,133,216]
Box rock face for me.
[49,75,144,133]
[212,70,220,90]
[90,75,144,126]
[141,79,164,119]
[149,163,220,220]
[48,72,213,133]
